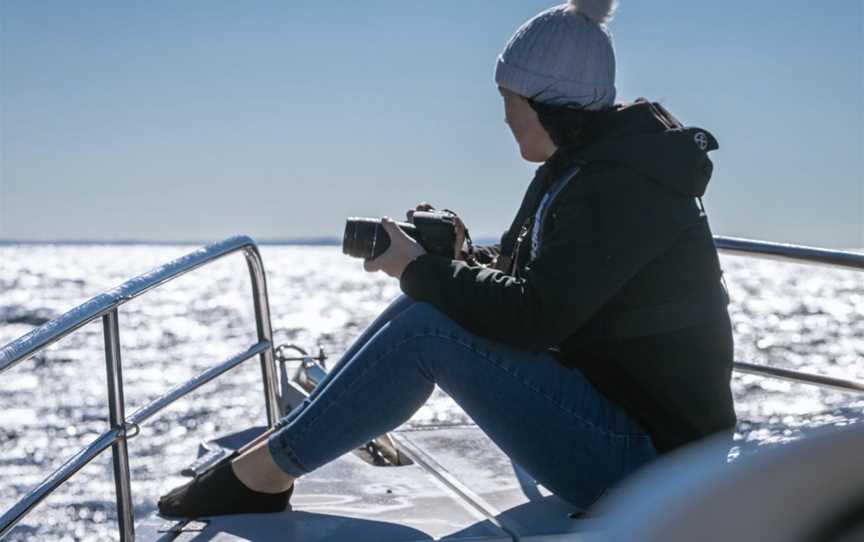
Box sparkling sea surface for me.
[1,244,862,540]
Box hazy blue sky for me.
[1,1,862,246]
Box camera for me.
[343,210,457,260]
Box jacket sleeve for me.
[461,243,501,267]
[398,167,695,352]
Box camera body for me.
[343,210,457,260]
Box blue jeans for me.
[267,294,657,508]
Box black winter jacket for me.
[399,99,737,453]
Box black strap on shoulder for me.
[530,162,584,261]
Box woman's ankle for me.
[231,441,296,494]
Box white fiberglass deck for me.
[136,424,601,542]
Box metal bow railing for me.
[715,236,864,395]
[0,235,280,540]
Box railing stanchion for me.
[103,309,135,542]
[244,246,281,428]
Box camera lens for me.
[343,217,384,259]
[343,217,420,260]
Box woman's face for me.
[499,86,557,163]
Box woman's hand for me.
[406,201,435,222]
[363,217,427,279]
[407,202,467,260]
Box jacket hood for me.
[569,99,719,197]
[499,100,718,255]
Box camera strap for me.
[504,162,583,274]
[530,163,583,261]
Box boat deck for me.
[136,424,601,541]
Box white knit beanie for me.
[495,0,618,109]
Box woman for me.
[159,0,736,517]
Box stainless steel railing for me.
[0,235,280,541]
[715,236,864,395]
[715,236,864,272]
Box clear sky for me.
[1,1,862,247]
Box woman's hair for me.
[527,98,612,148]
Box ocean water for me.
[0,244,862,541]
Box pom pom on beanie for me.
[568,0,618,25]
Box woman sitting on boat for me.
[159,0,736,517]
